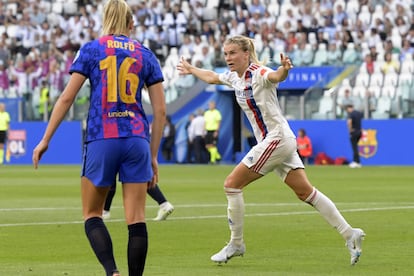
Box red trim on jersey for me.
[246,98,266,138]
[252,140,279,173]
[250,64,259,70]
[245,65,267,139]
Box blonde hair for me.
[224,35,265,65]
[102,0,133,36]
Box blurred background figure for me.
[346,104,363,168]
[188,108,207,164]
[0,102,10,164]
[296,128,313,165]
[204,101,221,164]
[161,115,176,162]
[185,113,195,163]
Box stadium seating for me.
[400,54,414,74]
[312,43,329,66]
[341,43,360,65]
[346,0,360,15]
[353,85,368,99]
[382,85,397,99]
[371,95,392,119]
[398,72,414,87]
[1,0,413,121]
[312,91,335,119]
[354,72,370,88]
[371,4,384,23]
[357,5,372,26]
[369,72,384,88]
[6,24,19,38]
[51,2,63,14]
[301,43,314,65]
[383,72,399,87]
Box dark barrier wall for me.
[173,89,414,165]
[2,98,20,122]
[4,119,414,165]
[5,122,83,165]
[286,119,414,165]
[166,91,235,164]
[240,118,414,166]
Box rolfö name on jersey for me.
[107,40,135,51]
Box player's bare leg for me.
[211,163,262,263]
[285,169,365,265]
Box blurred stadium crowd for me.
[0,0,413,120]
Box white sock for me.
[159,202,169,209]
[305,188,353,240]
[225,187,244,246]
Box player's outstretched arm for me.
[177,56,221,84]
[147,82,166,188]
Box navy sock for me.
[147,185,167,205]
[84,217,118,276]
[128,222,148,276]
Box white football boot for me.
[153,202,174,221]
[211,242,246,264]
[346,228,366,265]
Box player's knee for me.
[223,175,238,189]
[223,177,232,189]
[294,184,314,201]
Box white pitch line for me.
[0,205,413,227]
[0,203,302,212]
[0,201,412,212]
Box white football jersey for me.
[219,63,295,142]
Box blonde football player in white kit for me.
[177,35,365,266]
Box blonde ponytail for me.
[102,0,133,36]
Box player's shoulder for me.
[77,39,99,55]
[73,39,98,63]
[128,38,155,56]
[217,69,235,84]
[249,63,270,71]
[84,38,100,48]
[250,63,272,77]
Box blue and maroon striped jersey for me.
[70,35,164,142]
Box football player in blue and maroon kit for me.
[32,1,166,275]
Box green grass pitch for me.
[0,164,413,275]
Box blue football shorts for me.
[81,137,152,187]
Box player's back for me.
[70,35,164,142]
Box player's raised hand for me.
[280,53,293,70]
[177,56,192,75]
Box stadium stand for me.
[0,0,413,120]
[312,43,329,66]
[311,91,335,120]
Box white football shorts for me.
[242,136,304,181]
